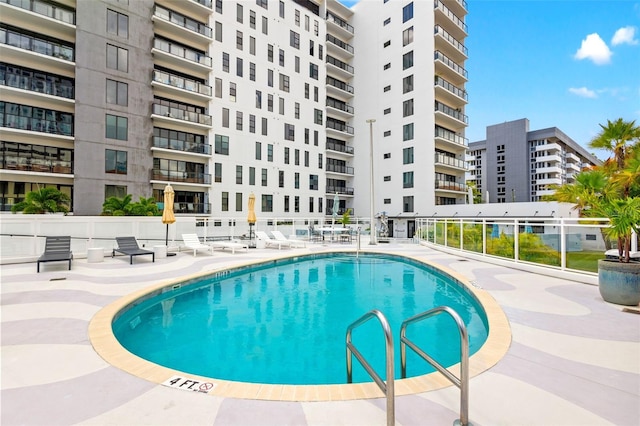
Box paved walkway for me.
[1,242,638,425]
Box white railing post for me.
[514,219,519,262]
[482,219,486,255]
[560,218,566,270]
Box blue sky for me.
[340,0,640,160]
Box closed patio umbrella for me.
[247,192,256,246]
[332,192,339,227]
[162,184,176,255]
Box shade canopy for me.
[161,184,176,225]
[247,192,257,224]
[332,193,339,218]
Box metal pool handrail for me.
[400,306,472,426]
[346,309,395,426]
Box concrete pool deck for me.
[1,242,639,425]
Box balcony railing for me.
[434,25,467,56]
[326,76,354,94]
[1,0,75,24]
[326,119,354,134]
[326,140,354,154]
[326,34,354,54]
[326,163,354,174]
[152,169,211,185]
[434,76,467,101]
[190,0,212,8]
[326,12,354,34]
[434,51,467,79]
[326,98,354,114]
[434,0,467,34]
[174,201,210,214]
[435,180,467,192]
[326,185,354,195]
[1,103,73,136]
[2,157,72,173]
[152,103,212,126]
[154,5,212,38]
[435,153,468,169]
[153,136,211,155]
[435,125,468,147]
[152,70,212,97]
[152,38,211,67]
[1,68,74,98]
[435,101,468,124]
[326,55,354,74]
[0,26,74,61]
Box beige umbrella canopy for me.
[162,184,175,249]
[247,192,256,247]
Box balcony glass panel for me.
[153,38,211,67]
[153,70,211,96]
[154,5,212,38]
[326,55,354,74]
[435,125,468,147]
[0,26,74,61]
[0,63,74,98]
[326,76,354,94]
[1,101,73,135]
[434,51,467,78]
[152,103,212,126]
[2,0,75,24]
[435,101,468,124]
[326,12,354,34]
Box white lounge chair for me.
[209,240,249,254]
[255,231,291,249]
[181,234,213,256]
[270,230,306,248]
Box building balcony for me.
[1,74,74,113]
[534,142,561,152]
[566,162,581,172]
[326,55,354,79]
[0,0,75,41]
[326,119,354,137]
[434,25,467,63]
[326,97,353,119]
[151,103,212,129]
[151,69,211,104]
[326,12,354,40]
[151,169,211,185]
[326,186,354,196]
[566,152,581,163]
[152,5,212,50]
[434,51,467,85]
[435,180,467,193]
[0,27,74,76]
[172,201,210,214]
[434,0,467,39]
[535,165,563,174]
[325,163,354,176]
[326,139,354,156]
[536,177,563,186]
[435,153,468,171]
[435,125,468,152]
[151,38,211,78]
[434,76,467,108]
[535,153,562,163]
[326,33,353,60]
[326,76,354,100]
[152,136,211,156]
[435,100,467,130]
[2,157,72,174]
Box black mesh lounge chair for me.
[37,236,73,272]
[112,236,155,264]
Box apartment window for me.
[383,85,391,92]
[215,21,222,41]
[249,114,255,133]
[294,149,300,166]
[279,73,290,92]
[403,147,414,164]
[285,123,295,141]
[290,30,300,49]
[222,108,229,127]
[214,163,222,183]
[294,196,300,213]
[262,16,268,34]
[106,185,127,200]
[236,31,243,50]
[318,45,323,60]
[236,165,243,184]
[230,82,237,101]
[261,168,268,186]
[284,147,290,164]
[383,108,391,115]
[215,0,222,13]
[236,192,242,211]
[279,0,285,18]
[383,63,391,70]
[284,195,289,212]
[237,3,243,22]
[105,114,127,140]
[314,109,322,125]
[403,51,414,70]
[305,15,310,31]
[279,48,285,66]
[106,79,127,106]
[222,52,229,72]
[384,198,391,204]
[295,9,300,26]
[309,197,314,212]
[309,174,318,190]
[318,153,323,168]
[403,99,414,117]
[249,36,256,54]
[403,196,414,213]
[403,171,414,188]
[262,195,273,212]
[314,20,319,36]
[383,153,391,159]
[304,83,310,99]
[304,150,309,167]
[215,78,222,98]
[249,62,255,81]
[304,128,309,144]
[267,144,273,161]
[279,97,285,115]
[314,86,318,102]
[295,102,300,119]
[236,111,243,130]
[255,141,262,160]
[403,2,414,23]
[310,40,314,56]
[384,130,391,137]
[318,196,323,213]
[383,40,390,48]
[107,9,128,38]
[249,167,255,185]
[250,10,256,28]
[215,135,229,155]
[403,26,413,46]
[256,90,262,108]
[279,170,285,188]
[403,75,414,93]
[267,69,273,87]
[105,149,127,174]
[294,172,300,189]
[384,176,391,182]
[403,123,414,141]
[268,44,273,62]
[309,63,318,79]
[314,130,318,146]
[262,117,268,135]
[383,17,391,26]
[106,44,128,72]
[295,56,300,73]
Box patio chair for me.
[112,237,155,264]
[255,231,291,250]
[37,236,73,272]
[270,230,306,248]
[209,239,249,254]
[181,234,213,256]
[308,224,322,242]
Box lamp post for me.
[367,119,377,245]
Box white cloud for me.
[611,26,639,46]
[569,87,598,98]
[574,33,612,65]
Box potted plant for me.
[548,118,640,305]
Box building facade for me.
[1,0,468,227]
[467,118,601,203]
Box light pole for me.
[367,119,377,245]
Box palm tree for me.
[588,118,640,169]
[128,196,160,216]
[11,187,71,214]
[101,194,132,216]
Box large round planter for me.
[598,260,640,306]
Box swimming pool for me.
[112,252,489,386]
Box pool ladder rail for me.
[346,307,473,426]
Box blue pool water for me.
[113,253,488,385]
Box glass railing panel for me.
[486,223,515,260]
[434,51,467,78]
[153,136,211,155]
[152,70,211,96]
[2,0,75,25]
[435,101,468,124]
[326,55,354,74]
[154,5,212,38]
[152,38,211,67]
[1,27,75,61]
[326,141,354,154]
[435,76,467,100]
[326,98,353,114]
[435,125,468,146]
[1,69,74,98]
[434,25,467,56]
[434,0,467,34]
[326,12,354,34]
[326,34,354,54]
[152,169,211,184]
[326,76,354,94]
[435,153,467,169]
[152,103,212,126]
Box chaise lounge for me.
[270,230,306,248]
[255,231,292,250]
[37,236,73,272]
[209,239,249,254]
[181,234,213,256]
[112,236,155,264]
